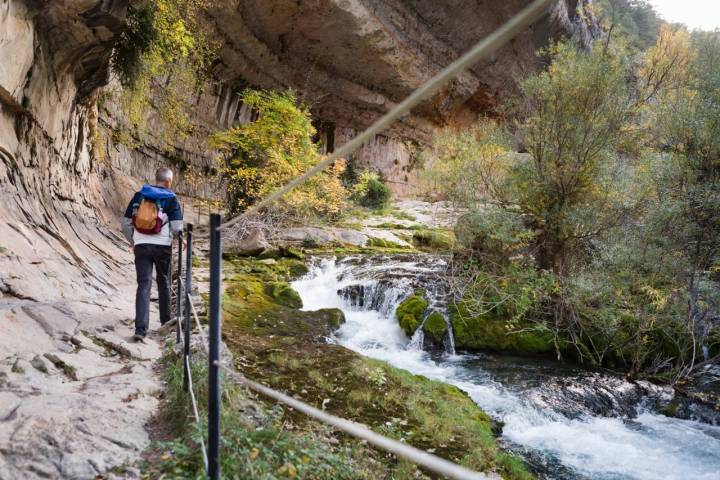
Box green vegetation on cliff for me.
[265,281,303,309]
[111,0,216,144]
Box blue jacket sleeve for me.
[167,196,183,236]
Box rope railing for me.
[171,2,556,477]
[185,354,210,472]
[187,292,209,354]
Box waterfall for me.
[407,318,426,350]
[443,316,456,355]
[336,260,456,355]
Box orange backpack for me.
[132,198,164,234]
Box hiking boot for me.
[133,332,146,342]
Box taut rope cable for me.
[217,0,555,231]
[185,354,210,472]
[215,361,490,480]
[187,291,209,354]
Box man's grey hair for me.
[155,167,174,183]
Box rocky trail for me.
[0,253,165,479]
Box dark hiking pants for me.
[134,243,172,335]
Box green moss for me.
[286,259,309,278]
[147,348,377,479]
[412,229,455,250]
[325,308,346,328]
[225,255,308,281]
[663,399,680,418]
[265,282,303,309]
[259,247,305,261]
[222,334,533,480]
[372,222,424,230]
[11,359,24,374]
[450,303,554,355]
[366,237,407,249]
[423,311,448,343]
[257,249,281,260]
[395,293,428,336]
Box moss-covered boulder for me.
[224,276,343,341]
[412,229,454,250]
[324,308,346,328]
[259,246,305,261]
[450,302,553,354]
[423,311,448,344]
[265,282,303,309]
[367,237,407,249]
[395,292,428,336]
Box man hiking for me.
[121,167,183,341]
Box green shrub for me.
[111,0,216,144]
[351,170,391,210]
[450,302,554,354]
[411,229,454,250]
[111,4,157,88]
[212,90,348,218]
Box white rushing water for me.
[292,256,720,480]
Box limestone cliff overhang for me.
[207,0,600,142]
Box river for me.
[292,254,720,480]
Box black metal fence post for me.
[208,213,223,480]
[176,233,183,344]
[183,224,193,391]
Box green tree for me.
[649,31,720,372]
[595,0,662,49]
[424,34,708,374]
[211,90,347,219]
[514,41,638,274]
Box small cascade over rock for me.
[407,319,426,350]
[337,280,406,317]
[330,254,457,354]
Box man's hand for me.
[131,245,135,254]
